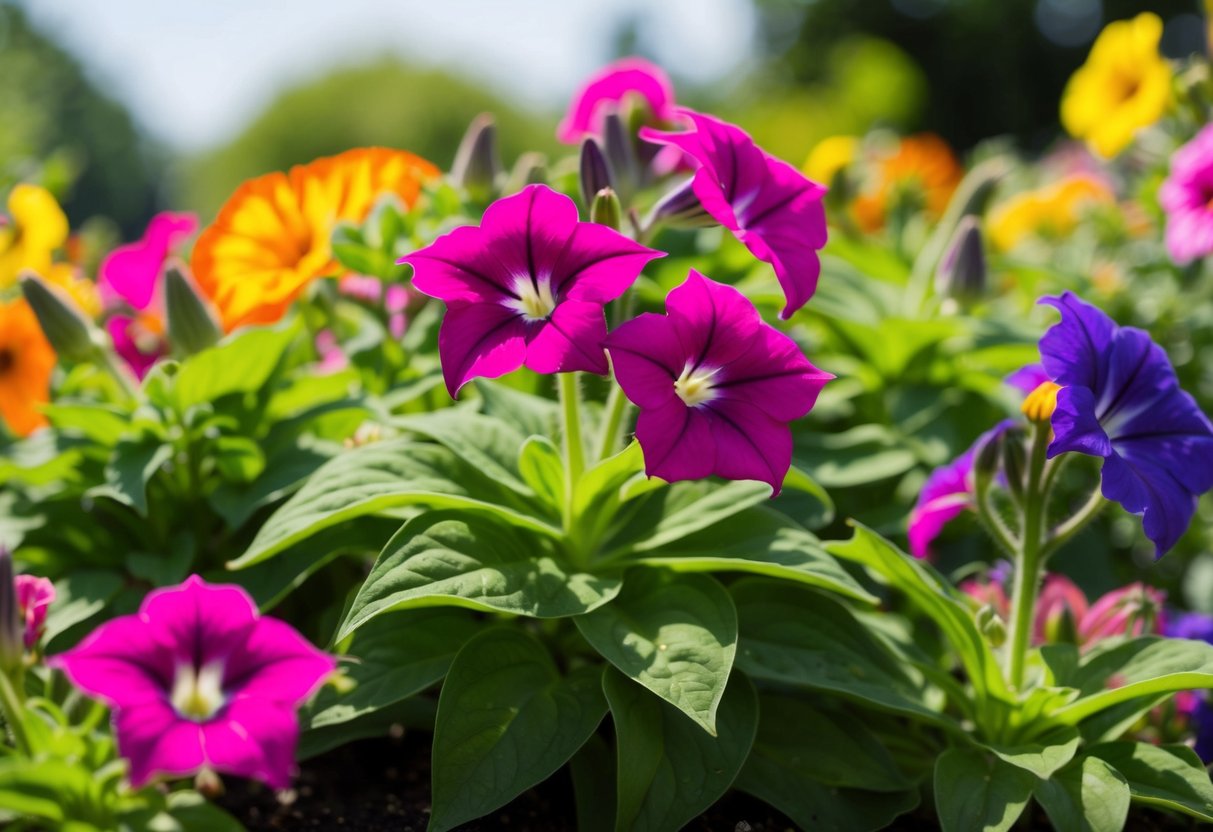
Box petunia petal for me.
[223,618,335,705]
[49,615,174,708]
[1038,292,1116,390]
[557,58,677,144]
[714,322,832,421]
[1099,448,1198,557]
[403,224,517,303]
[115,701,207,787]
[603,312,683,409]
[553,221,663,304]
[523,299,609,375]
[140,575,259,667]
[436,302,528,397]
[665,270,763,370]
[704,399,790,494]
[1049,385,1114,459]
[635,399,716,484]
[201,699,300,789]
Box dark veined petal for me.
[666,269,762,369]
[1038,292,1116,390]
[553,220,664,304]
[523,299,610,375]
[436,302,528,397]
[1099,451,1199,557]
[603,312,683,409]
[635,398,716,483]
[704,398,791,494]
[1048,385,1114,459]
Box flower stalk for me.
[559,372,586,535]
[1005,421,1051,690]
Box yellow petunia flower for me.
[851,133,962,233]
[0,184,70,288]
[989,174,1114,251]
[0,298,57,437]
[803,135,858,186]
[192,147,439,332]
[1061,13,1172,158]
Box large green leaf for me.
[517,435,564,515]
[87,436,173,516]
[576,569,736,734]
[428,629,607,832]
[393,409,534,496]
[732,578,947,726]
[985,727,1080,780]
[603,479,775,557]
[42,569,124,651]
[173,322,299,411]
[1087,742,1213,822]
[794,424,918,488]
[605,668,758,832]
[231,439,557,568]
[1035,756,1130,832]
[474,378,560,439]
[934,746,1037,832]
[338,511,622,640]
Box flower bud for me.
[19,272,102,362]
[590,188,622,231]
[504,152,548,193]
[602,110,639,203]
[579,138,614,208]
[976,604,1007,648]
[935,216,986,304]
[972,428,1004,500]
[646,178,715,230]
[0,549,20,674]
[1001,433,1027,503]
[450,114,502,202]
[165,264,222,356]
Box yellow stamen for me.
[170,661,226,721]
[674,365,720,407]
[1022,381,1062,423]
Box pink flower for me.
[604,270,831,493]
[641,110,828,319]
[15,574,54,649]
[960,577,1010,619]
[314,330,348,374]
[557,57,677,144]
[99,212,198,378]
[51,576,334,788]
[400,184,663,397]
[1034,574,1088,645]
[1160,125,1213,266]
[1079,582,1166,644]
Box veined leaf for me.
[934,746,1036,832]
[1035,756,1130,832]
[1087,742,1213,822]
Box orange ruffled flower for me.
[192,148,439,331]
[989,175,1114,251]
[852,134,962,232]
[0,298,57,437]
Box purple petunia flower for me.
[1159,125,1213,266]
[1039,292,1213,557]
[400,184,663,398]
[51,576,334,788]
[1005,363,1051,395]
[640,110,828,320]
[604,270,831,493]
[556,57,677,145]
[907,421,1014,559]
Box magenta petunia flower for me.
[15,574,54,649]
[604,270,831,493]
[557,57,677,144]
[641,110,828,319]
[1160,125,1213,266]
[400,184,663,397]
[51,576,334,788]
[99,212,198,378]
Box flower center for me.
[674,365,721,407]
[1022,381,1061,423]
[170,661,226,722]
[506,277,557,322]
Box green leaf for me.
[306,607,479,730]
[775,464,835,529]
[570,442,646,549]
[232,439,557,568]
[0,758,105,825]
[518,435,564,514]
[826,522,1009,701]
[795,424,918,488]
[626,505,875,604]
[1036,756,1130,832]
[604,479,774,557]
[731,578,947,726]
[393,409,533,496]
[173,322,299,411]
[428,629,607,832]
[162,792,246,832]
[934,746,1037,832]
[43,402,130,446]
[299,697,436,760]
[87,437,173,516]
[576,569,736,734]
[338,511,622,640]
[1087,742,1213,822]
[211,435,266,482]
[42,569,124,650]
[605,667,758,832]
[474,379,559,439]
[570,734,616,832]
[985,726,1080,779]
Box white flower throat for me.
[675,364,721,407]
[506,276,557,322]
[170,661,226,721]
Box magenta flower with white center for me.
[604,270,832,493]
[50,575,334,789]
[1160,124,1213,266]
[641,110,828,319]
[400,184,663,398]
[15,574,53,649]
[556,57,677,144]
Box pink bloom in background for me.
[556,57,677,144]
[1034,574,1088,645]
[960,577,1010,618]
[51,576,334,788]
[99,212,198,378]
[642,110,828,319]
[15,574,54,649]
[1160,125,1213,266]
[386,284,409,340]
[401,184,663,397]
[605,270,831,493]
[1080,582,1166,644]
[314,330,348,374]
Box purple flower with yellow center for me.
[51,576,334,788]
[604,270,831,493]
[400,184,663,398]
[1160,124,1213,266]
[641,110,828,320]
[1037,292,1213,557]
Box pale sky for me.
[22,0,758,151]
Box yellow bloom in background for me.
[193,147,439,331]
[0,184,69,288]
[989,174,1114,251]
[852,133,962,232]
[803,135,858,185]
[1061,13,1172,158]
[0,298,57,437]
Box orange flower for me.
[989,174,1114,251]
[852,134,962,232]
[0,298,57,437]
[192,148,439,331]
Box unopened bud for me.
[976,604,1007,648]
[0,549,20,674]
[590,188,622,231]
[450,114,502,202]
[579,138,614,208]
[935,216,986,304]
[20,272,102,361]
[504,152,548,193]
[602,110,639,203]
[1001,433,1027,503]
[973,429,1004,500]
[646,178,715,230]
[194,767,225,799]
[165,263,222,356]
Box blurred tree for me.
[179,60,559,218]
[752,0,1204,151]
[0,3,161,237]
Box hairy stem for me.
[0,670,31,756]
[559,373,586,535]
[1006,422,1051,690]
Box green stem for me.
[559,373,586,534]
[1043,488,1108,559]
[96,347,140,402]
[595,381,631,461]
[1006,422,1051,690]
[0,670,31,756]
